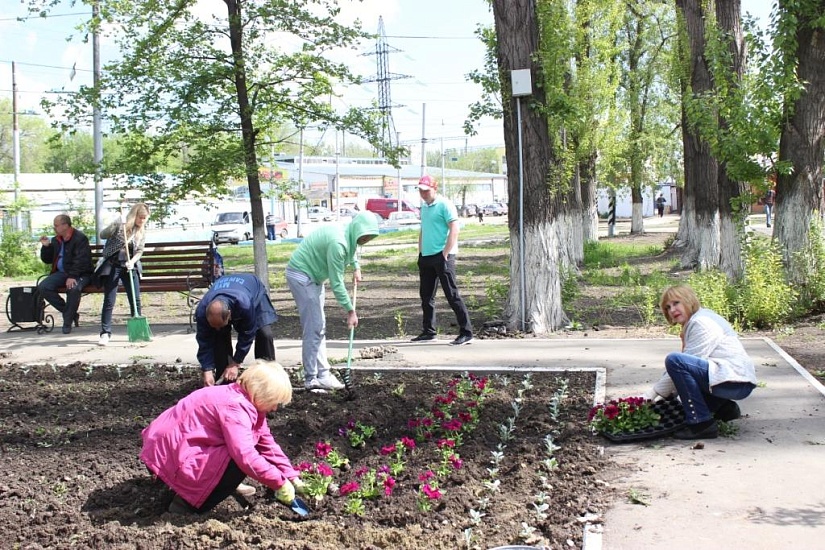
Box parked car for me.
[211,211,253,244]
[457,204,477,218]
[307,206,336,221]
[365,198,420,220]
[338,206,358,219]
[482,203,508,216]
[268,215,289,239]
[385,211,421,228]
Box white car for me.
[385,211,420,228]
[211,211,253,244]
[307,206,336,221]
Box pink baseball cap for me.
[418,175,437,191]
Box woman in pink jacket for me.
[141,361,304,513]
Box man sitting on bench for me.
[38,214,93,334]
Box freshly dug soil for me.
[0,364,613,549]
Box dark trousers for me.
[212,323,276,380]
[417,253,472,336]
[38,271,91,328]
[266,225,275,240]
[100,266,141,335]
[196,459,247,513]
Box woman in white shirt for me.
[647,284,757,440]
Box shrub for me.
[0,231,43,277]
[736,237,795,328]
[790,215,825,314]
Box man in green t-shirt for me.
[411,175,473,346]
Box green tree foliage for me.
[0,98,54,173]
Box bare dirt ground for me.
[1,228,823,549]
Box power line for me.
[0,59,92,74]
[0,12,92,22]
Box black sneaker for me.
[450,333,473,346]
[673,419,718,440]
[714,400,741,422]
[411,333,436,342]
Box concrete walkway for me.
[1,326,823,549]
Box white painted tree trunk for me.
[505,222,568,334]
[631,201,645,234]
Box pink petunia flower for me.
[339,481,360,496]
[383,476,396,496]
[422,484,442,500]
[315,441,332,458]
[418,470,435,482]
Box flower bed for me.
[0,364,613,549]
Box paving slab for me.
[1,327,822,549]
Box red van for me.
[365,198,420,220]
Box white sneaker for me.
[305,378,322,390]
[317,373,345,391]
[235,482,256,497]
[97,333,110,347]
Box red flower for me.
[400,436,416,450]
[380,444,397,456]
[418,470,435,482]
[297,462,314,472]
[315,441,332,458]
[442,419,463,432]
[422,484,442,500]
[339,481,360,496]
[436,438,455,449]
[448,454,463,470]
[354,467,369,478]
[383,476,396,496]
[316,463,334,477]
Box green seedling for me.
[628,488,650,506]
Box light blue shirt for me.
[420,196,459,256]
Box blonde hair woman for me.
[97,202,150,346]
[140,361,305,514]
[645,285,757,439]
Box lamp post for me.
[511,69,532,333]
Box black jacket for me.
[40,228,93,279]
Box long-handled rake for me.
[342,280,357,398]
[123,219,152,342]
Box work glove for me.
[274,480,296,505]
[124,259,135,270]
[291,477,307,496]
[643,373,676,401]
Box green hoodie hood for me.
[345,212,380,255]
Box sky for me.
[1,0,773,157]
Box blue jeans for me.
[286,266,332,382]
[38,271,91,328]
[665,352,755,424]
[765,203,773,227]
[417,253,472,336]
[100,265,141,336]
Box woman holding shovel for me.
[96,203,150,346]
[141,361,306,514]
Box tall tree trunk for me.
[226,0,268,286]
[716,0,747,279]
[776,0,825,281]
[580,153,599,243]
[627,16,646,234]
[674,0,720,269]
[493,0,569,333]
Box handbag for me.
[92,255,114,286]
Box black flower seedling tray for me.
[600,397,685,443]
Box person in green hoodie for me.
[286,212,379,390]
